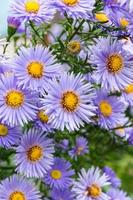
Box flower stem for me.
[29,20,48,46]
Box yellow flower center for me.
[51,170,62,180]
[99,100,112,117]
[9,191,25,200]
[25,0,40,14]
[120,18,129,27]
[27,61,44,78]
[107,54,123,73]
[124,84,133,94]
[87,184,101,198]
[5,90,24,108]
[37,110,49,123]
[62,0,79,6]
[27,145,43,162]
[61,91,79,112]
[0,124,8,136]
[67,40,81,54]
[116,126,125,135]
[76,146,83,155]
[95,13,109,23]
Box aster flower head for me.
[95,12,109,23]
[12,46,62,92]
[107,188,131,200]
[95,2,125,26]
[104,6,132,37]
[94,90,126,129]
[0,123,21,149]
[58,139,69,150]
[7,16,21,29]
[0,63,13,77]
[15,128,54,178]
[103,166,121,188]
[0,75,37,126]
[67,36,89,60]
[10,0,55,24]
[41,73,96,132]
[108,9,130,29]
[121,83,133,105]
[126,19,133,41]
[50,188,74,200]
[72,167,110,200]
[85,72,96,84]
[127,128,133,145]
[0,175,41,200]
[114,118,132,139]
[67,39,82,55]
[69,136,89,159]
[103,0,128,10]
[50,0,95,19]
[90,37,133,91]
[44,157,74,189]
[34,102,54,132]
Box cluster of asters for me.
[0,0,133,199]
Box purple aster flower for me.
[103,166,121,188]
[0,175,41,200]
[0,63,13,76]
[67,39,82,55]
[121,83,133,105]
[58,139,69,150]
[127,128,133,145]
[90,37,133,91]
[114,118,131,139]
[94,11,110,23]
[50,0,95,19]
[72,167,110,200]
[93,90,126,129]
[107,9,130,29]
[85,72,96,84]
[0,75,37,126]
[103,6,133,37]
[50,188,74,200]
[16,22,27,34]
[66,36,89,60]
[107,188,131,200]
[129,1,133,12]
[41,73,96,132]
[7,16,21,29]
[34,102,54,132]
[44,157,74,189]
[15,128,54,178]
[12,46,62,92]
[0,122,21,149]
[127,19,133,39]
[103,0,128,9]
[69,136,89,159]
[10,0,55,24]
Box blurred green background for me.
[107,151,133,197]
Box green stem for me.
[29,21,48,46]
[69,19,85,41]
[3,36,12,54]
[110,124,133,131]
